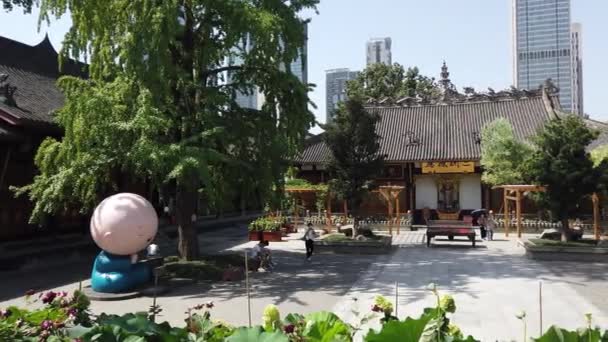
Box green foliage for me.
[324,97,385,224]
[69,312,189,342]
[591,145,608,166]
[226,327,289,342]
[439,295,456,314]
[248,216,283,232]
[263,305,281,332]
[3,287,608,341]
[0,290,91,341]
[526,115,601,234]
[365,318,431,342]
[186,312,235,342]
[480,118,533,186]
[346,64,439,103]
[285,178,313,188]
[17,0,318,259]
[302,312,351,342]
[159,254,245,280]
[532,325,607,342]
[2,0,34,12]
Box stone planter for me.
[521,238,608,262]
[315,235,393,254]
[248,231,283,242]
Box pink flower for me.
[41,320,53,330]
[25,289,36,297]
[67,308,78,318]
[41,291,57,304]
[0,309,11,318]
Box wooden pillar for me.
[504,189,510,237]
[387,200,393,236]
[325,193,331,231]
[396,194,400,234]
[294,196,299,224]
[516,191,522,238]
[592,193,600,241]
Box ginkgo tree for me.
[14,0,318,259]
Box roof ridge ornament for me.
[0,74,18,107]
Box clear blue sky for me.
[1,1,606,133]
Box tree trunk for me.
[560,218,570,242]
[176,183,199,260]
[352,217,359,239]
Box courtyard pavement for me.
[1,226,606,341]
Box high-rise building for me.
[512,0,579,114]
[571,22,584,116]
[229,26,308,110]
[325,68,359,123]
[366,37,392,66]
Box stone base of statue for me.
[83,283,170,301]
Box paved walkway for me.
[1,228,606,341]
[333,234,608,341]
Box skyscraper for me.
[229,26,308,110]
[366,37,392,66]
[325,68,359,123]
[571,22,584,116]
[512,0,580,114]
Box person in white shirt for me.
[304,223,317,261]
[251,240,273,270]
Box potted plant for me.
[248,217,283,242]
[280,217,296,234]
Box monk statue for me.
[90,193,158,293]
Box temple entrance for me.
[436,176,459,212]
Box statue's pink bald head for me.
[90,193,158,255]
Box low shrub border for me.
[521,238,608,262]
[315,234,393,254]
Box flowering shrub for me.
[2,287,607,341]
[0,289,91,341]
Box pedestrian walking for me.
[304,223,317,261]
[486,211,496,241]
[478,213,487,240]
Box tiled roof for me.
[0,35,87,128]
[296,96,556,164]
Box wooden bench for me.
[426,220,476,247]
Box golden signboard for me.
[422,161,475,174]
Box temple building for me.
[0,35,87,239]
[295,63,608,223]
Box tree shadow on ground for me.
[162,249,384,308]
[0,261,92,302]
[338,244,608,306]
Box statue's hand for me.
[131,254,138,264]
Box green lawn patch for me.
[529,238,598,248]
[160,254,245,281]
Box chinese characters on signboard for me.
[421,161,474,174]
